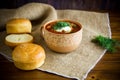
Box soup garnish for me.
[46,21,80,34]
[52,22,72,33]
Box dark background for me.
[0,0,120,11]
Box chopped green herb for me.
[52,22,70,30]
[92,35,120,53]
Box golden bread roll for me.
[12,43,46,70]
[6,18,32,34]
[5,34,33,47]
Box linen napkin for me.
[0,3,111,80]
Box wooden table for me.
[0,11,120,80]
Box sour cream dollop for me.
[55,26,72,33]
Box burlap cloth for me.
[0,3,111,80]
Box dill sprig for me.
[92,35,120,53]
[52,22,70,30]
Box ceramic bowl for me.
[41,19,82,53]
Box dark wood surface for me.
[0,0,120,11]
[0,11,120,80]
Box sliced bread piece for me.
[5,34,33,47]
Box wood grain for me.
[0,0,120,11]
[0,11,120,80]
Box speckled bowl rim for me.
[43,19,82,35]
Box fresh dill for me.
[52,22,70,30]
[92,35,120,53]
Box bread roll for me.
[6,18,32,34]
[12,43,46,70]
[5,34,33,47]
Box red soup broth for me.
[45,21,81,34]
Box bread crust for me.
[12,43,46,70]
[6,18,32,34]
